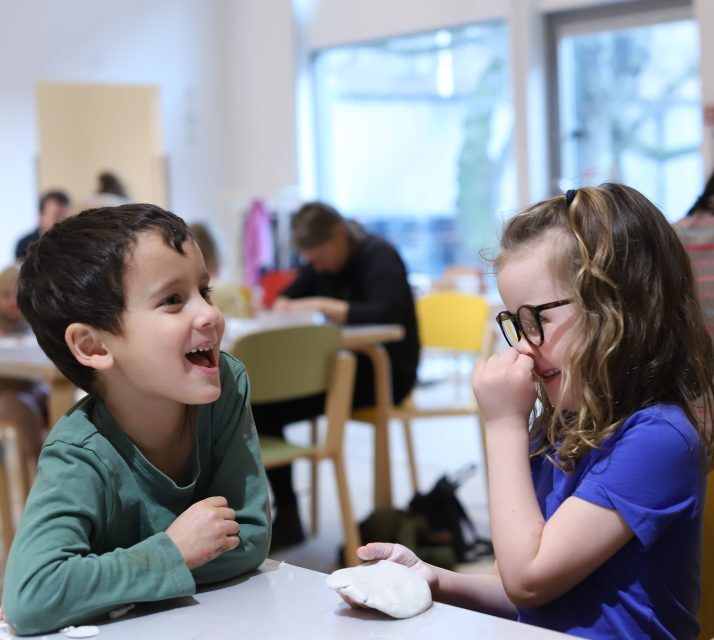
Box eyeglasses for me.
[496,299,573,348]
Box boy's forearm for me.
[3,533,195,636]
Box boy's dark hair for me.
[38,190,70,213]
[291,201,344,250]
[17,204,191,394]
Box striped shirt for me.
[673,212,714,336]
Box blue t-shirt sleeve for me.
[573,407,703,549]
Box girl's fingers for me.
[356,542,394,562]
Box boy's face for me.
[101,231,225,407]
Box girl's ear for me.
[65,323,114,371]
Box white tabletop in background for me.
[22,560,572,640]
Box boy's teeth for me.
[188,344,213,354]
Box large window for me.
[550,4,702,220]
[313,23,514,278]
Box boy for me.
[2,204,271,635]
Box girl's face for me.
[497,241,583,411]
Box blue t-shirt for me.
[519,404,706,639]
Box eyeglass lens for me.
[518,307,542,345]
[500,307,543,347]
[500,316,520,346]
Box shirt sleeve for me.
[346,244,411,325]
[572,409,703,549]
[2,443,195,636]
[191,354,271,585]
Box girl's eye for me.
[523,320,539,336]
[200,286,213,300]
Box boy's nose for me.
[196,297,222,327]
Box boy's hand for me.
[472,349,536,427]
[166,496,240,569]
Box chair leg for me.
[332,455,361,567]
[402,418,419,494]
[0,456,13,564]
[476,410,489,498]
[310,418,319,535]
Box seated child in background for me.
[353,184,714,640]
[0,264,28,336]
[2,204,271,635]
[0,264,47,477]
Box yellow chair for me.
[231,324,362,566]
[0,424,30,564]
[352,291,495,493]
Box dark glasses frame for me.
[496,298,573,347]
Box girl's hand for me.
[356,543,438,592]
[472,349,536,427]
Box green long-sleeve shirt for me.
[3,352,271,635]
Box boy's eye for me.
[161,294,182,306]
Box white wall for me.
[0,0,233,266]
[2,0,713,271]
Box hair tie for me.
[565,189,577,206]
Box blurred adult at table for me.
[190,222,250,317]
[15,190,71,260]
[0,264,47,480]
[78,171,131,211]
[189,222,220,277]
[259,201,420,548]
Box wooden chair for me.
[352,292,495,493]
[0,424,31,564]
[231,324,361,566]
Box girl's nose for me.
[516,334,536,356]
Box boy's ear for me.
[65,323,114,371]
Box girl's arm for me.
[474,349,634,609]
[357,544,518,619]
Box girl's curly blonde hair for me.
[498,183,714,470]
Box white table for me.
[20,560,573,639]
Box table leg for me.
[352,344,394,510]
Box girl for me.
[356,184,714,639]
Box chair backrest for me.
[231,324,342,404]
[416,292,491,354]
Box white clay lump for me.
[326,560,432,619]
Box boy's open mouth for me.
[185,343,216,368]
